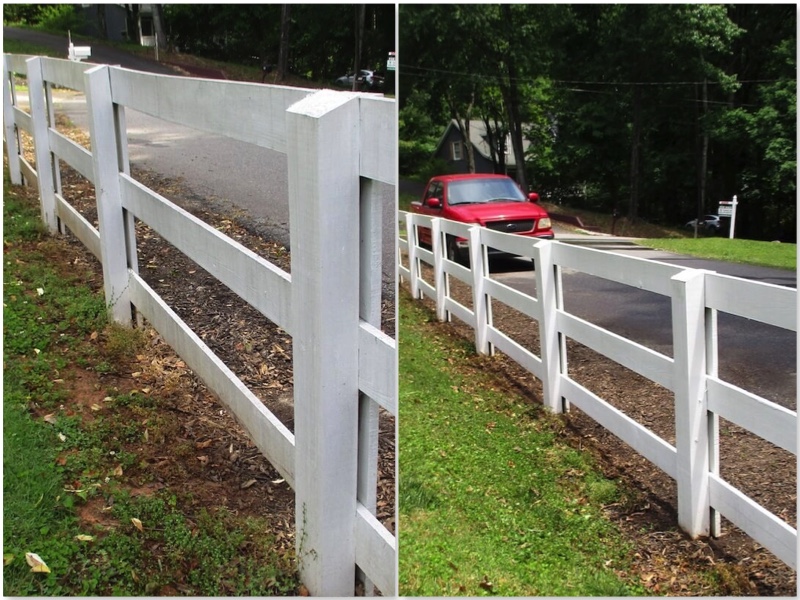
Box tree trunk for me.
[125,4,140,43]
[277,5,291,81]
[152,4,167,50]
[353,5,366,91]
[629,86,642,220]
[501,5,527,191]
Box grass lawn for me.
[637,237,796,270]
[398,294,649,596]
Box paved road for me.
[6,27,396,288]
[490,232,796,410]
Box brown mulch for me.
[405,260,796,596]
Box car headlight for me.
[538,218,552,229]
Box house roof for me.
[434,119,531,167]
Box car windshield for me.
[448,178,526,205]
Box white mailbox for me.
[68,43,91,62]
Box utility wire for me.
[400,63,783,87]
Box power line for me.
[400,63,784,87]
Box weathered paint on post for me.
[84,65,133,325]
[287,90,361,596]
[26,57,58,232]
[3,54,22,185]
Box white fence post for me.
[287,90,360,596]
[84,65,134,325]
[406,212,421,300]
[671,269,710,538]
[25,57,58,232]
[357,177,382,596]
[469,225,491,355]
[432,218,448,321]
[3,55,22,185]
[534,240,564,413]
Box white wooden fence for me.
[399,210,797,570]
[3,54,397,596]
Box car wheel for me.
[446,235,469,267]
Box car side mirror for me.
[426,197,442,208]
[528,192,540,203]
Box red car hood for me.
[447,201,549,223]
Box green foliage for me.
[399,4,796,241]
[162,4,394,81]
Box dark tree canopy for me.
[162,4,394,82]
[400,4,796,241]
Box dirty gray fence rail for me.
[399,211,797,570]
[3,54,397,596]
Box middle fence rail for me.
[399,209,797,571]
[3,53,397,596]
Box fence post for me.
[357,177,382,596]
[3,55,22,185]
[534,240,564,413]
[406,212,421,300]
[287,90,360,596]
[84,65,133,325]
[432,218,448,321]
[25,57,58,232]
[468,225,491,355]
[671,269,710,538]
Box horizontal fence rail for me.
[399,210,797,570]
[4,54,396,596]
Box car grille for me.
[486,220,535,234]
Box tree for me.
[277,4,290,81]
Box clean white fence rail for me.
[399,210,797,570]
[3,54,397,596]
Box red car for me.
[410,173,554,263]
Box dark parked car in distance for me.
[334,69,384,91]
[685,214,721,233]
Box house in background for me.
[75,4,165,48]
[433,119,532,179]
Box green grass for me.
[3,176,299,595]
[398,294,649,596]
[3,38,62,58]
[637,237,796,270]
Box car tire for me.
[446,235,469,267]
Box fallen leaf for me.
[271,478,285,484]
[241,479,257,489]
[90,331,98,340]
[36,288,44,296]
[58,433,66,442]
[25,552,50,573]
[4,554,14,566]
[74,535,95,542]
[114,465,123,477]
[131,518,144,532]
[43,414,57,425]
[196,439,213,449]
[90,404,102,411]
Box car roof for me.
[433,173,513,183]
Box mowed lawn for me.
[398,295,648,597]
